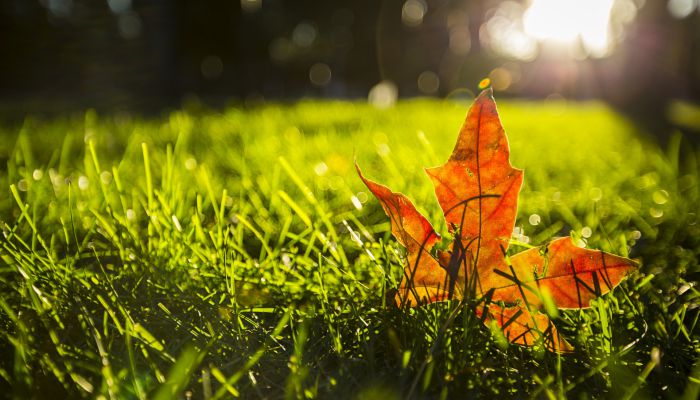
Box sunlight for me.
[523,0,615,57]
[480,0,637,60]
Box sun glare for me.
[481,0,638,60]
[523,0,615,57]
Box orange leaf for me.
[425,89,523,296]
[477,303,573,353]
[356,163,450,305]
[357,89,638,352]
[492,237,639,309]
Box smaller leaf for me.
[478,303,573,353]
[356,163,450,306]
[355,162,440,254]
[491,237,639,310]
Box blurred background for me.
[1,0,700,138]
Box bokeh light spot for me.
[368,81,398,109]
[309,63,332,86]
[481,2,537,61]
[667,0,697,19]
[269,38,293,63]
[351,195,363,210]
[185,158,197,170]
[293,23,317,47]
[417,71,440,95]
[240,0,262,13]
[118,12,142,40]
[201,56,224,80]
[581,226,592,238]
[100,171,112,185]
[489,68,512,91]
[78,176,89,191]
[650,207,664,218]
[447,10,471,55]
[652,189,669,205]
[478,78,491,90]
[356,191,368,203]
[108,0,131,14]
[402,0,427,27]
[314,162,329,176]
[43,0,73,18]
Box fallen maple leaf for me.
[357,89,638,352]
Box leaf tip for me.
[476,87,495,103]
[355,160,371,186]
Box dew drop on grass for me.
[678,283,691,295]
[356,191,368,203]
[100,171,112,184]
[651,347,660,365]
[314,162,328,176]
[17,179,27,191]
[171,215,182,232]
[679,174,696,191]
[351,195,363,210]
[282,253,292,267]
[32,169,43,180]
[368,81,397,109]
[126,209,135,220]
[631,230,642,240]
[528,214,541,226]
[78,176,89,190]
[581,226,592,238]
[185,158,197,170]
[377,143,391,156]
[49,169,62,188]
[649,207,664,218]
[589,187,602,201]
[652,189,669,205]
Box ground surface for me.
[0,99,698,399]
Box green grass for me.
[0,98,699,399]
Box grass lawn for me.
[1,98,698,399]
